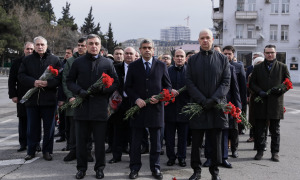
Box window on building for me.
[270,25,278,41]
[237,0,245,11]
[236,24,244,39]
[247,24,255,38]
[248,0,256,11]
[281,25,289,41]
[237,51,252,67]
[276,52,286,64]
[282,0,290,14]
[271,0,279,14]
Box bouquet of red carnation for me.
[107,90,122,116]
[255,78,293,103]
[60,72,114,110]
[164,86,186,106]
[20,65,60,103]
[216,102,251,129]
[124,89,174,120]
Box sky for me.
[51,0,213,43]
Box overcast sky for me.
[51,0,213,42]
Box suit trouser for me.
[165,122,189,161]
[58,110,66,138]
[205,129,229,160]
[112,121,130,160]
[18,116,27,148]
[76,120,106,171]
[255,119,280,153]
[26,106,56,155]
[130,127,161,172]
[191,129,222,176]
[228,128,239,152]
[65,116,75,150]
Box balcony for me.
[213,12,224,21]
[235,11,258,20]
[233,38,257,47]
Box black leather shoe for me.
[17,146,26,152]
[54,132,61,137]
[43,152,53,161]
[152,169,163,180]
[178,158,186,167]
[140,146,149,154]
[271,153,279,162]
[75,170,86,179]
[232,151,239,158]
[167,159,175,166]
[24,154,35,160]
[61,146,70,151]
[189,170,201,180]
[36,144,41,152]
[123,146,130,154]
[212,175,221,180]
[105,146,112,153]
[254,151,264,160]
[108,158,121,164]
[129,170,139,179]
[203,159,211,167]
[64,151,76,161]
[87,152,94,162]
[56,137,65,142]
[96,169,104,179]
[221,159,232,168]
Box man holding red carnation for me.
[249,44,291,162]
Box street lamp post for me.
[50,20,57,54]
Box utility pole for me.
[184,16,190,26]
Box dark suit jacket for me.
[124,58,172,128]
[164,65,190,123]
[230,61,247,111]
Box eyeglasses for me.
[265,52,275,55]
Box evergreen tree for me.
[57,2,77,31]
[106,23,118,54]
[81,6,96,35]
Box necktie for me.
[145,62,150,75]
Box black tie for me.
[145,62,150,75]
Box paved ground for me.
[0,76,300,180]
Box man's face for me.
[124,48,135,64]
[113,49,124,63]
[198,31,214,51]
[64,49,72,59]
[162,55,172,66]
[174,51,186,67]
[87,38,101,56]
[34,39,47,56]
[139,43,154,60]
[264,48,276,61]
[135,52,140,60]
[223,49,234,61]
[24,43,34,56]
[77,41,87,55]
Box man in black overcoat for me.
[186,29,231,180]
[125,39,172,180]
[67,34,119,179]
[8,42,34,152]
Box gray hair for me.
[24,42,34,49]
[253,52,265,58]
[139,39,154,48]
[33,36,47,45]
[87,34,101,42]
[199,28,213,38]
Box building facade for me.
[212,0,300,83]
[160,25,191,41]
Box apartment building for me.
[160,25,191,41]
[212,0,300,83]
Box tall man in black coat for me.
[8,42,34,152]
[67,34,119,179]
[18,36,62,161]
[223,45,247,158]
[125,39,172,180]
[186,29,231,180]
[108,47,136,164]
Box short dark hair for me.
[139,39,154,48]
[214,44,222,48]
[264,44,276,52]
[87,34,101,42]
[66,47,73,53]
[223,45,235,53]
[186,50,195,56]
[78,37,86,43]
[114,46,123,51]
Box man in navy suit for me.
[125,39,172,180]
[223,45,247,158]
